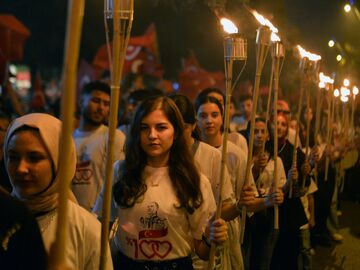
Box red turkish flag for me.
[92,24,163,78]
[178,52,224,101]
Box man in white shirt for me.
[72,81,126,211]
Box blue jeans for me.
[299,228,312,270]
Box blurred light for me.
[172,82,180,91]
[353,86,359,95]
[344,4,352,13]
[334,89,340,97]
[341,95,349,103]
[341,86,351,96]
[297,45,321,61]
[271,32,281,42]
[343,78,350,87]
[319,81,326,88]
[328,40,335,47]
[336,54,342,62]
[9,64,17,75]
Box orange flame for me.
[251,10,278,33]
[220,18,238,34]
[319,72,334,85]
[271,32,280,42]
[297,45,321,61]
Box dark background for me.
[1,0,360,90]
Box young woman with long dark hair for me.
[112,96,227,269]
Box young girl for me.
[111,96,227,269]
[169,93,236,269]
[195,96,283,270]
[4,113,111,269]
[269,112,312,270]
[196,88,248,156]
[247,116,287,270]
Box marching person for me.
[196,88,248,156]
[269,112,313,270]
[246,116,287,270]
[111,96,228,269]
[195,95,283,269]
[71,81,126,211]
[169,93,237,269]
[4,113,112,269]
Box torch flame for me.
[340,95,349,103]
[319,72,334,85]
[341,86,351,97]
[353,86,359,96]
[297,45,321,61]
[220,18,238,34]
[271,32,281,42]
[319,81,326,89]
[251,10,278,33]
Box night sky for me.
[1,0,359,87]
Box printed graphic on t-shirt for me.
[126,202,172,259]
[72,150,93,185]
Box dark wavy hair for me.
[113,96,203,214]
[197,87,225,104]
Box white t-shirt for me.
[114,164,216,260]
[72,125,125,211]
[228,132,249,157]
[37,200,113,270]
[300,179,318,229]
[194,141,235,202]
[256,157,287,196]
[219,141,255,199]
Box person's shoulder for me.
[68,200,101,229]
[198,141,221,155]
[115,128,126,139]
[199,173,213,192]
[227,140,243,155]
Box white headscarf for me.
[4,113,77,213]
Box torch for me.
[289,46,320,197]
[303,53,320,189]
[319,73,334,181]
[340,86,351,134]
[100,1,133,269]
[52,0,85,266]
[207,18,247,270]
[351,86,359,133]
[271,33,285,230]
[241,9,272,243]
[311,71,325,185]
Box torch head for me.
[104,0,134,19]
[271,41,285,58]
[256,26,272,46]
[224,34,247,61]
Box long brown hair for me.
[113,96,203,214]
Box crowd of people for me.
[0,76,359,270]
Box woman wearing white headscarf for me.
[4,113,112,270]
